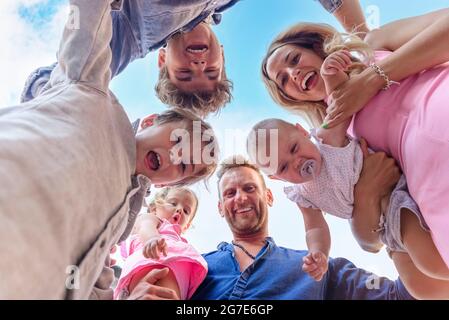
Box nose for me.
[191,59,207,71]
[288,68,300,82]
[235,189,247,203]
[294,157,303,171]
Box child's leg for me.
[401,209,449,280]
[128,266,181,299]
[391,251,449,300]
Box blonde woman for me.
[261,8,449,299]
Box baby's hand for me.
[143,237,168,260]
[321,50,353,76]
[302,251,329,281]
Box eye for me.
[291,54,300,65]
[290,143,298,154]
[180,162,186,173]
[224,190,235,198]
[281,164,287,173]
[281,74,288,87]
[245,185,255,192]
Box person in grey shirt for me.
[0,0,218,299]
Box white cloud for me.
[0,0,68,106]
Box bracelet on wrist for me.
[369,63,400,91]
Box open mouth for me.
[186,44,208,54]
[145,151,162,171]
[301,71,317,91]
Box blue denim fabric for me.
[316,0,343,13]
[191,238,414,300]
[20,0,239,103]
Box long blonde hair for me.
[261,22,372,127]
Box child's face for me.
[266,44,326,102]
[258,123,322,184]
[135,119,207,186]
[153,189,197,231]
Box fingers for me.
[158,238,168,257]
[324,51,352,73]
[143,286,179,300]
[143,238,167,259]
[323,112,345,128]
[302,260,318,273]
[141,267,170,285]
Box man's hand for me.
[302,251,329,281]
[127,268,179,300]
[356,138,401,202]
[143,236,168,259]
[109,245,117,266]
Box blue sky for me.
[3,0,449,281]
[109,0,449,280]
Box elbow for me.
[360,242,383,253]
[365,29,387,50]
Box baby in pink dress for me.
[114,187,207,300]
[248,51,449,298]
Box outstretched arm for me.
[317,0,369,37]
[325,257,414,300]
[300,206,331,281]
[48,0,114,94]
[136,214,168,259]
[317,50,352,147]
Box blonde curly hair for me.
[261,22,373,127]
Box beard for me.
[226,204,267,236]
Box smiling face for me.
[158,22,224,92]
[266,44,326,102]
[218,167,273,237]
[152,188,198,232]
[254,121,322,184]
[135,118,208,186]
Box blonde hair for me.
[261,22,372,127]
[152,108,220,187]
[148,187,199,223]
[155,66,233,119]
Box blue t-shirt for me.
[192,238,413,300]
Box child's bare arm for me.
[317,50,353,147]
[299,206,330,281]
[136,215,168,259]
[136,214,161,244]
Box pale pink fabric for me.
[349,50,449,267]
[114,219,207,300]
[284,131,363,219]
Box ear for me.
[158,48,166,69]
[268,174,283,181]
[141,114,159,129]
[295,123,310,138]
[266,188,274,207]
[218,201,225,218]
